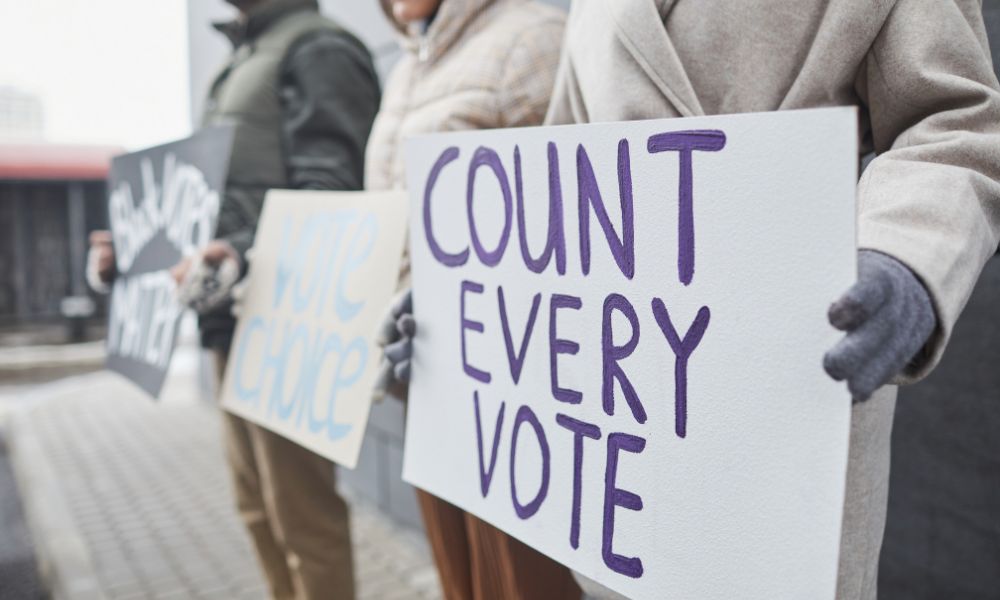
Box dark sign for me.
[105,126,233,397]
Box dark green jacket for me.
[199,0,380,350]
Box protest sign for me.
[106,127,233,398]
[402,108,858,599]
[220,190,409,469]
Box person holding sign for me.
[90,1,380,599]
[366,0,579,599]
[524,1,1000,599]
[384,1,1000,598]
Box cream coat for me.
[365,0,566,191]
[547,1,1000,599]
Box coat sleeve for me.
[856,0,1000,382]
[280,30,381,192]
[217,30,381,259]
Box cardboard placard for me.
[221,190,409,469]
[402,108,857,599]
[106,126,233,398]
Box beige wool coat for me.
[547,1,1000,599]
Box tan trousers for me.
[214,351,355,600]
[416,488,581,600]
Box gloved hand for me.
[172,240,241,314]
[823,249,936,402]
[372,290,416,401]
[230,248,254,319]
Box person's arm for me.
[847,0,1000,384]
[176,29,382,303]
[279,29,381,191]
[86,230,115,293]
[215,190,258,262]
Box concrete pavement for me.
[3,369,440,600]
[0,429,45,600]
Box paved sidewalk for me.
[0,340,105,390]
[3,371,441,600]
[0,430,45,600]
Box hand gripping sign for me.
[402,108,857,599]
[221,190,408,469]
[105,126,233,398]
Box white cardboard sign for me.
[221,190,408,469]
[402,108,857,599]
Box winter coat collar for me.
[604,0,703,117]
[213,0,320,47]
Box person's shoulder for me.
[295,18,368,52]
[285,19,374,68]
[479,1,566,57]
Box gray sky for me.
[0,0,191,149]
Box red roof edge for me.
[0,143,123,181]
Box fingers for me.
[97,250,115,271]
[377,293,416,387]
[89,230,112,245]
[231,280,247,303]
[230,278,249,318]
[828,274,889,331]
[202,240,236,266]
[846,356,900,403]
[397,313,416,338]
[384,336,412,365]
[377,317,415,388]
[96,248,115,281]
[86,245,114,292]
[391,289,413,320]
[88,232,116,282]
[823,310,893,382]
[377,290,414,347]
[376,312,403,347]
[393,359,411,383]
[170,257,193,287]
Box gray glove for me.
[823,250,936,402]
[175,254,240,315]
[373,290,416,400]
[230,248,255,319]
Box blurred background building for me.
[0,143,118,336]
